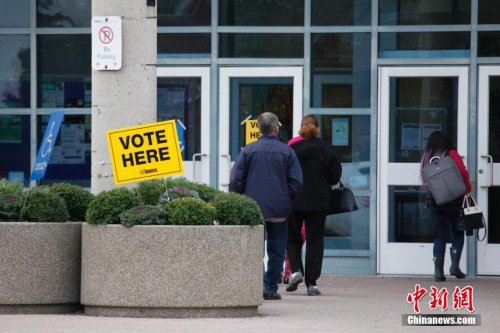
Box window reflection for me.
[324,196,369,250]
[0,0,30,28]
[388,77,458,163]
[158,0,211,26]
[316,115,370,190]
[379,32,470,58]
[219,33,303,58]
[37,35,91,108]
[229,78,294,160]
[312,0,371,26]
[37,0,91,27]
[157,77,201,161]
[389,186,433,243]
[0,115,31,185]
[379,0,470,25]
[158,33,211,57]
[37,115,91,187]
[311,33,371,108]
[479,0,500,24]
[0,35,30,108]
[219,0,304,26]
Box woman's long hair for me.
[420,131,454,187]
[298,115,319,140]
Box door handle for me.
[192,153,207,184]
[481,155,493,188]
[220,154,231,187]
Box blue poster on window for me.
[30,111,65,180]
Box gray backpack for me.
[422,153,467,206]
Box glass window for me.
[158,0,211,26]
[479,0,500,24]
[158,33,211,58]
[0,115,31,185]
[311,33,371,108]
[312,0,371,26]
[388,77,458,163]
[157,77,201,161]
[229,78,294,160]
[389,186,433,243]
[316,115,370,190]
[0,0,30,28]
[488,187,500,244]
[379,0,471,25]
[37,0,91,27]
[219,33,303,58]
[219,0,304,26]
[379,32,470,58]
[37,35,91,108]
[478,32,500,57]
[324,196,369,250]
[37,114,91,187]
[0,35,30,108]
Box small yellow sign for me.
[107,120,184,185]
[245,120,261,145]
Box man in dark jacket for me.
[230,112,303,300]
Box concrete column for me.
[91,0,157,194]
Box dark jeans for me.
[287,211,326,287]
[431,204,464,257]
[264,220,288,294]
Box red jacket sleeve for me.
[449,149,472,193]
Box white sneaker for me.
[286,271,303,292]
[307,285,321,296]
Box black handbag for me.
[327,180,359,215]
[456,195,486,241]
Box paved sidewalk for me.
[1,275,499,333]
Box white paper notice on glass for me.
[332,118,349,146]
[421,124,442,149]
[401,123,421,150]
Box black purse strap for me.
[476,216,487,241]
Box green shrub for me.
[119,205,166,227]
[158,186,199,205]
[211,192,263,226]
[164,177,198,191]
[196,184,222,202]
[19,188,69,222]
[135,179,167,205]
[48,183,94,221]
[164,197,216,225]
[0,194,22,221]
[85,188,140,225]
[0,178,23,196]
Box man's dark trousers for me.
[264,220,288,294]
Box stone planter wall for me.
[81,223,263,318]
[0,222,82,314]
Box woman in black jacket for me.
[286,115,342,296]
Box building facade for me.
[1,0,499,276]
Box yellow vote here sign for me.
[245,120,261,145]
[107,120,184,185]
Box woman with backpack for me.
[420,131,472,281]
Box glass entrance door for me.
[157,67,210,185]
[218,67,303,190]
[378,67,469,275]
[477,66,500,275]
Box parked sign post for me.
[107,120,184,185]
[30,111,65,180]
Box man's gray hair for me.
[257,112,280,134]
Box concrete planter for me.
[0,222,82,314]
[81,223,263,318]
